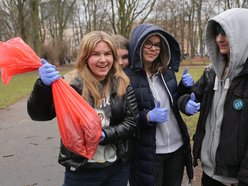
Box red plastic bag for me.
[0,37,41,85]
[0,37,102,159]
[52,79,102,159]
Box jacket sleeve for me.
[27,79,56,121]
[177,79,193,96]
[101,85,139,144]
[238,152,248,185]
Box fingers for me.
[155,101,161,108]
[46,71,60,78]
[182,67,194,87]
[186,93,200,115]
[182,67,188,75]
[161,108,168,118]
[190,92,195,101]
[158,108,168,123]
[190,93,200,110]
[189,100,201,110]
[42,62,55,69]
[40,59,56,70]
[183,74,194,84]
[41,58,48,65]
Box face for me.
[142,35,161,67]
[214,25,230,56]
[87,41,113,81]
[215,34,230,56]
[117,48,129,69]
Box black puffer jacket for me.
[126,23,193,185]
[27,77,139,170]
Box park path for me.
[0,97,63,186]
[0,97,201,186]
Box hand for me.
[148,101,168,123]
[99,131,105,143]
[182,67,194,87]
[39,59,60,86]
[185,93,200,115]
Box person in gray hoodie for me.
[178,8,248,186]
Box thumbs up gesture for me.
[182,67,194,87]
[185,93,201,115]
[148,101,168,123]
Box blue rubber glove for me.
[99,131,105,143]
[148,101,168,123]
[182,67,194,87]
[39,59,60,86]
[185,93,201,115]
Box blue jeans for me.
[154,146,185,186]
[62,160,129,186]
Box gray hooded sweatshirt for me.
[200,8,248,184]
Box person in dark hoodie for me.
[178,8,248,186]
[125,23,194,186]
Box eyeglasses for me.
[215,25,226,36]
[143,40,161,50]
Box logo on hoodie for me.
[233,99,244,111]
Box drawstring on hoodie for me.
[213,76,230,90]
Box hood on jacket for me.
[128,23,181,72]
[205,8,248,80]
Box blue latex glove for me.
[185,93,201,115]
[99,131,105,143]
[39,59,60,86]
[148,101,168,123]
[182,67,194,87]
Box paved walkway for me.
[0,98,63,186]
[0,98,199,186]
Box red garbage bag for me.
[0,37,102,159]
[52,79,102,159]
[0,37,41,85]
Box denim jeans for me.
[154,146,185,186]
[62,160,129,186]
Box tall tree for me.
[193,0,204,57]
[56,0,77,41]
[110,0,156,38]
[29,0,41,55]
[15,0,28,41]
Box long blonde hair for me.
[74,31,130,107]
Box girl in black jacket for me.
[27,31,138,186]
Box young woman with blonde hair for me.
[27,31,138,186]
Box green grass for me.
[0,68,72,109]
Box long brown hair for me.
[74,31,130,107]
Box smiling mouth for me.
[218,44,228,48]
[97,65,108,68]
[147,54,156,57]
